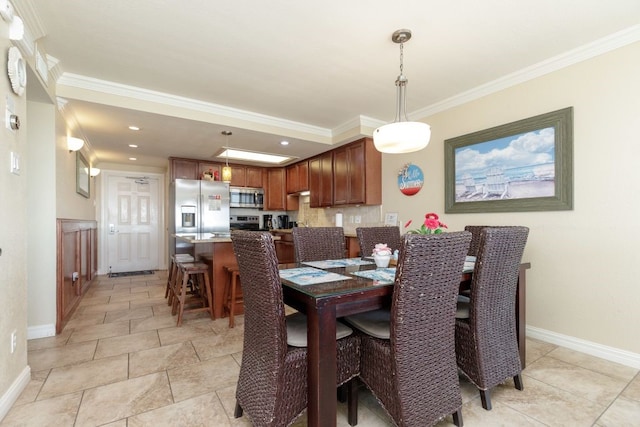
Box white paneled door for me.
[106,175,160,274]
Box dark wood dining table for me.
[280,260,530,427]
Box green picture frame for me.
[76,151,90,198]
[444,107,573,213]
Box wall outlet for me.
[72,271,79,281]
[10,330,17,354]
[354,215,361,224]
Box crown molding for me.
[412,24,640,121]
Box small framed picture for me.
[384,212,398,226]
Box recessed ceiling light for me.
[128,144,138,148]
[280,140,289,146]
[129,157,137,161]
[128,126,140,131]
[217,149,291,164]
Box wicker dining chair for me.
[230,230,360,427]
[455,226,529,410]
[356,226,402,258]
[463,225,491,257]
[346,231,472,427]
[292,226,346,262]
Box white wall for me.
[0,26,30,417]
[382,42,640,355]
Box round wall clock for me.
[397,163,424,196]
[7,46,27,96]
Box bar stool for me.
[223,264,243,328]
[165,254,194,306]
[171,262,213,326]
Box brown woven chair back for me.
[463,225,491,257]
[230,230,291,423]
[356,226,402,257]
[360,231,471,426]
[292,227,345,262]
[456,226,529,400]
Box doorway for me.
[100,171,165,274]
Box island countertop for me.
[173,232,281,244]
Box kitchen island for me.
[173,232,280,319]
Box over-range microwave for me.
[229,187,264,209]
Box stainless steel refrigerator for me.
[169,179,231,256]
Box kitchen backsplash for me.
[295,196,384,235]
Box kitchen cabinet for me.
[333,138,381,205]
[273,231,295,263]
[266,168,286,210]
[230,165,264,187]
[197,162,221,180]
[170,158,198,181]
[309,152,333,208]
[286,161,309,193]
[345,236,361,258]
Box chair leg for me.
[480,389,492,410]
[514,373,524,390]
[452,408,463,427]
[347,378,358,427]
[337,384,347,403]
[234,402,243,418]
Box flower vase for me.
[373,254,391,268]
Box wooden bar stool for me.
[171,262,213,326]
[223,264,243,328]
[166,254,194,306]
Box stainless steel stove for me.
[229,215,260,231]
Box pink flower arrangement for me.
[371,243,392,256]
[406,212,448,235]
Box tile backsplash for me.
[296,196,384,235]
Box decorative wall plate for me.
[7,46,27,96]
[397,163,424,196]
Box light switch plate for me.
[10,151,20,175]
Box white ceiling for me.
[17,0,640,168]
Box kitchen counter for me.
[174,232,281,243]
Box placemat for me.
[279,267,353,286]
[302,258,375,269]
[350,268,396,284]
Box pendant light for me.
[373,29,431,154]
[221,131,232,183]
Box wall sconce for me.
[67,136,84,152]
[90,168,101,177]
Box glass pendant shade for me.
[374,121,431,153]
[222,165,232,183]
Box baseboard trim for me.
[0,366,31,422]
[527,325,640,369]
[27,324,56,340]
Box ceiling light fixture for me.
[373,29,431,154]
[217,149,291,164]
[280,140,289,146]
[128,144,138,148]
[128,126,140,131]
[221,131,233,183]
[67,136,84,152]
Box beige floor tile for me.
[622,373,640,401]
[130,312,179,333]
[12,374,46,406]
[128,391,231,426]
[109,291,152,303]
[27,329,73,351]
[87,287,132,298]
[493,375,608,425]
[78,295,111,306]
[80,300,131,314]
[95,329,160,359]
[130,296,170,309]
[104,305,154,323]
[191,327,244,360]
[211,315,245,334]
[525,355,630,403]
[75,372,173,426]
[28,340,97,371]
[0,391,82,427]
[64,310,107,329]
[67,320,130,344]
[156,320,216,346]
[39,354,129,399]
[444,399,546,426]
[129,341,199,378]
[547,346,639,381]
[525,337,557,365]
[102,420,127,427]
[168,355,241,402]
[152,303,173,316]
[596,396,640,426]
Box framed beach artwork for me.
[444,107,573,213]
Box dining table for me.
[279,257,531,427]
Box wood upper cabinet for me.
[286,161,309,194]
[230,166,246,186]
[332,138,381,206]
[309,152,333,208]
[245,166,264,188]
[170,158,199,181]
[266,168,286,210]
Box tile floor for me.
[2,271,640,426]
